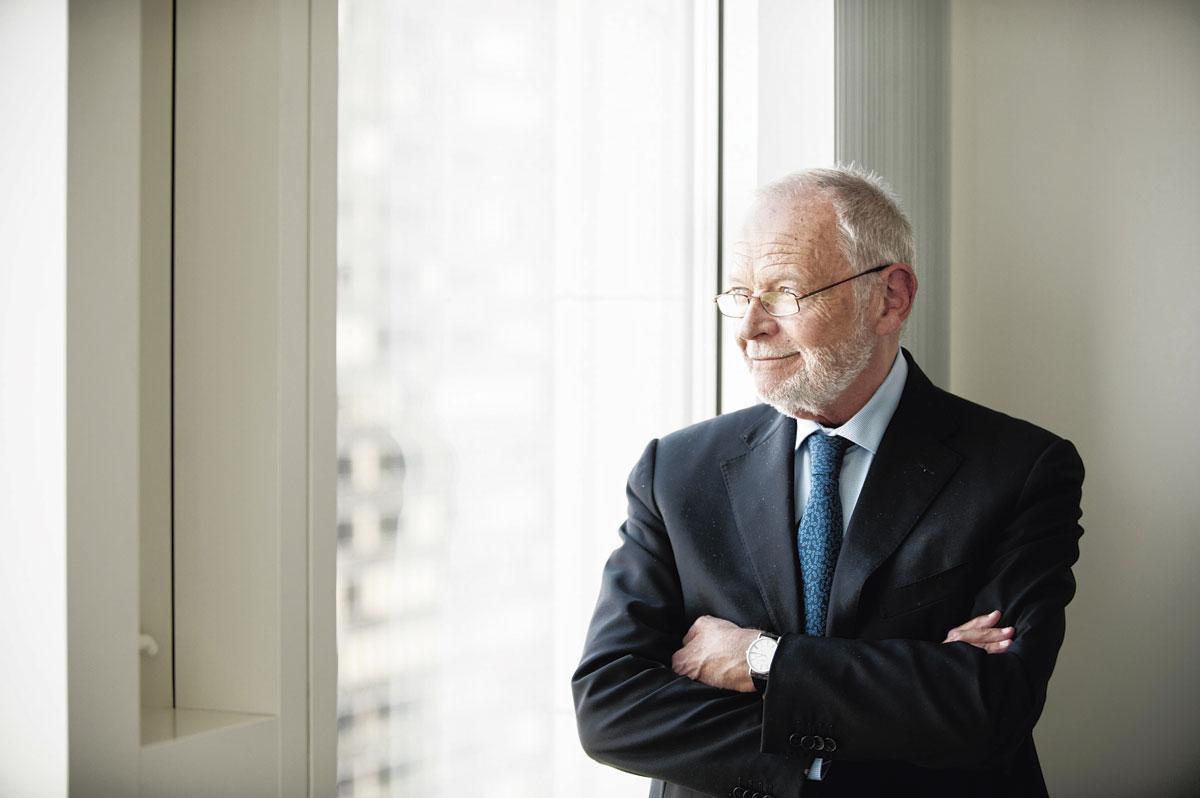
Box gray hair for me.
[755,165,915,304]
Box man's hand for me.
[671,615,761,693]
[942,610,1014,653]
[672,610,1013,694]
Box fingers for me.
[943,622,1015,654]
[943,611,1012,652]
[683,614,733,645]
[671,634,700,678]
[943,625,1013,644]
[949,609,1002,633]
[682,614,710,645]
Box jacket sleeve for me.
[760,437,1085,770]
[572,439,807,798]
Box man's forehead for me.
[730,193,841,280]
[740,192,837,242]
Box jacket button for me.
[812,736,826,751]
[823,736,837,752]
[800,735,814,749]
[731,789,742,798]
[751,792,763,798]
[788,733,804,747]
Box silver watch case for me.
[746,633,779,677]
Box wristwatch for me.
[746,631,779,693]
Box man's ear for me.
[874,264,917,336]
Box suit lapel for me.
[827,354,962,637]
[720,410,802,634]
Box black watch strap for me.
[752,671,768,693]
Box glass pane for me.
[337,2,704,796]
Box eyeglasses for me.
[713,264,891,318]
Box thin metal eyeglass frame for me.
[713,263,892,318]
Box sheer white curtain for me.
[337,2,707,795]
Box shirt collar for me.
[794,350,908,454]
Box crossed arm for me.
[671,611,1015,694]
[573,436,1084,794]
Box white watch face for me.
[747,636,778,674]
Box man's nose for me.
[737,296,777,341]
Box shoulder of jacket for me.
[938,387,1066,453]
[656,403,775,448]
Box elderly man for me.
[572,167,1083,797]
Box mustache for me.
[743,345,802,359]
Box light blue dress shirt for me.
[790,350,908,780]
[794,350,909,528]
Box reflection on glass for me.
[337,1,701,794]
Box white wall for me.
[66,0,145,794]
[0,1,69,795]
[950,2,1200,795]
[1,2,337,795]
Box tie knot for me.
[809,434,850,476]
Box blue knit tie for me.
[799,434,850,636]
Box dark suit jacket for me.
[572,351,1084,797]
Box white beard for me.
[750,317,876,419]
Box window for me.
[337,1,713,795]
